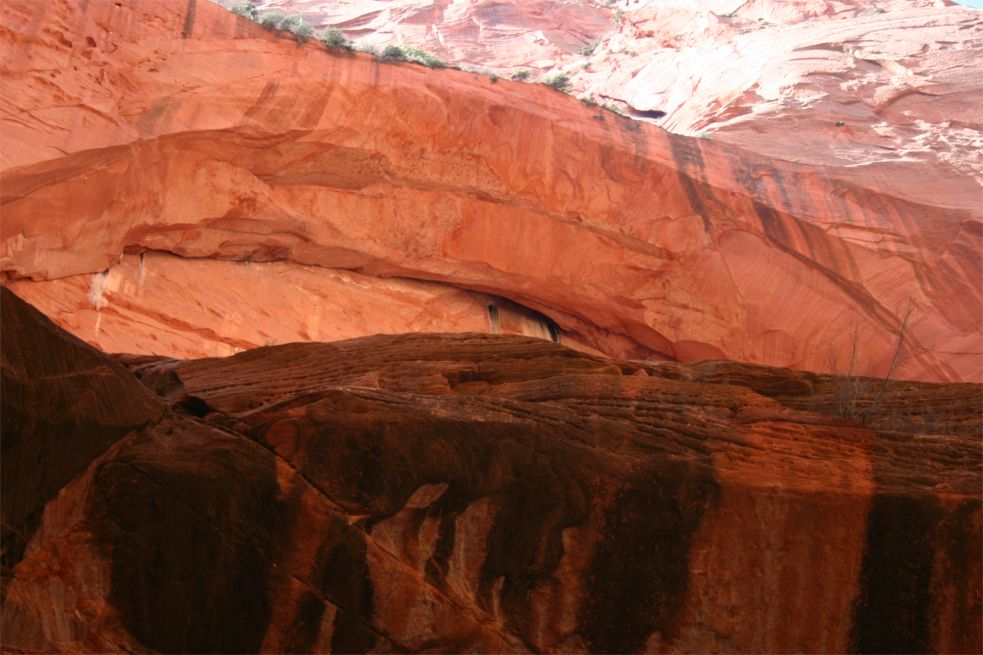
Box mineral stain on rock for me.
[88,428,282,654]
[581,463,720,653]
[306,514,377,653]
[850,494,942,654]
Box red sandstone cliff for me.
[2,0,980,381]
[2,3,981,653]
[2,287,980,653]
[252,0,983,192]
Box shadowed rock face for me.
[2,289,980,654]
[0,288,162,581]
[1,0,979,381]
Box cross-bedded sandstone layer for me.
[2,287,979,653]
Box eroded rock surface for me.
[7,252,565,359]
[2,289,980,653]
[1,0,980,380]
[260,0,983,181]
[0,287,162,583]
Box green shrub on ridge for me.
[319,28,349,49]
[231,0,258,21]
[544,72,571,92]
[381,44,446,68]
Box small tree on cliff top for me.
[231,0,258,21]
[380,44,446,68]
[256,11,313,43]
[258,10,286,29]
[544,72,572,92]
[829,301,916,424]
[319,28,349,49]
[279,14,314,43]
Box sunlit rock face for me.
[258,0,982,180]
[7,252,564,359]
[2,288,980,654]
[2,0,980,381]
[1,2,980,653]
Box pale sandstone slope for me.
[266,0,982,192]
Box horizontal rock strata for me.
[1,0,979,380]
[2,288,979,653]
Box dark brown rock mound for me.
[0,287,162,582]
[1,289,980,653]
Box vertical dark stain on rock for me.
[476,447,591,644]
[742,161,865,285]
[276,396,599,646]
[580,459,719,653]
[240,80,280,124]
[424,485,471,587]
[281,591,327,654]
[313,516,376,654]
[298,85,336,130]
[750,198,895,333]
[850,494,942,654]
[330,608,379,655]
[487,303,501,334]
[338,433,392,506]
[932,500,983,653]
[87,429,281,654]
[752,197,791,247]
[181,0,197,39]
[729,160,798,255]
[269,471,326,654]
[266,405,430,523]
[668,136,714,234]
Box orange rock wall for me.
[256,0,983,202]
[1,0,980,380]
[7,252,564,358]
